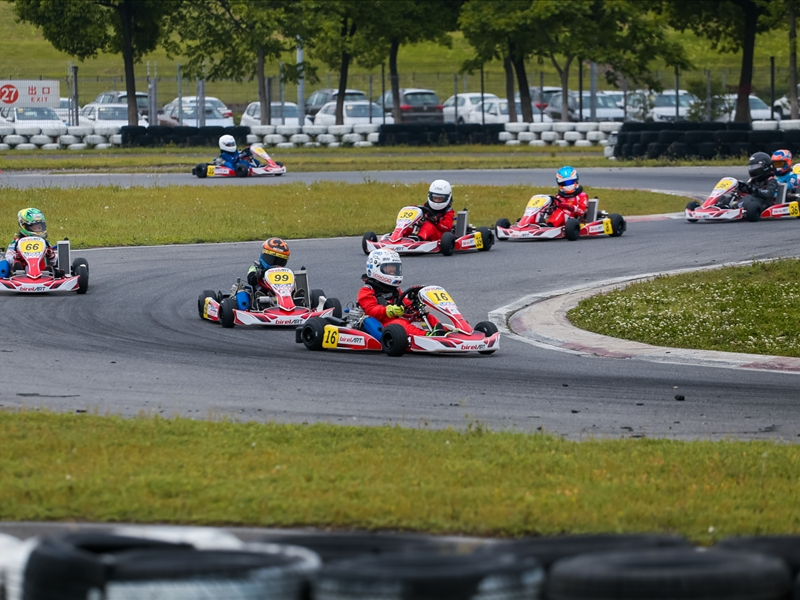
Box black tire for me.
[300,318,326,350]
[276,161,284,167]
[323,296,343,318]
[362,231,377,255]
[477,226,494,251]
[609,213,626,237]
[715,536,800,577]
[310,288,325,311]
[198,289,217,318]
[195,163,207,178]
[564,217,580,241]
[474,321,498,355]
[76,265,88,294]
[685,200,700,223]
[495,217,511,229]
[219,297,236,328]
[548,548,791,600]
[440,231,455,256]
[235,162,249,178]
[744,198,762,222]
[382,324,409,356]
[71,257,88,276]
[260,532,441,564]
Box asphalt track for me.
[1,166,799,441]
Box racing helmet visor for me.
[24,221,45,233]
[380,262,402,277]
[773,159,788,170]
[558,179,578,188]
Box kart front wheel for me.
[495,217,511,230]
[219,297,236,328]
[75,263,89,295]
[609,213,626,237]
[685,201,700,223]
[323,296,343,318]
[744,199,761,222]
[382,324,409,357]
[195,163,208,179]
[71,257,89,276]
[477,226,494,251]
[440,231,456,256]
[565,217,581,241]
[362,231,377,255]
[198,289,217,318]
[300,318,326,350]
[474,321,499,355]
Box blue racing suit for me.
[775,171,799,194]
[218,149,241,169]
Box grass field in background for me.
[568,259,800,358]
[0,184,686,248]
[1,411,798,541]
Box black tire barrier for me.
[134,134,155,147]
[715,130,749,144]
[620,144,631,158]
[715,536,800,577]
[765,141,789,156]
[639,131,660,145]
[696,141,718,158]
[615,132,628,145]
[664,141,689,158]
[657,130,684,144]
[626,132,641,145]
[684,130,715,145]
[731,141,756,156]
[187,135,207,146]
[646,142,664,159]
[728,121,752,131]
[377,123,505,146]
[750,130,783,144]
[313,552,544,600]
[783,129,800,144]
[547,548,791,600]
[259,532,442,564]
[620,122,647,132]
[631,143,644,158]
[120,126,146,146]
[225,125,251,145]
[199,125,226,144]
[142,126,170,143]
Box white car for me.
[239,101,311,127]
[722,95,772,121]
[0,105,68,134]
[465,99,528,124]
[773,85,800,120]
[79,103,148,127]
[629,89,698,122]
[170,96,232,118]
[442,92,498,123]
[313,101,393,125]
[160,103,233,127]
[54,98,79,125]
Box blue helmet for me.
[556,166,579,195]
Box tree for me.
[10,0,176,126]
[659,0,782,123]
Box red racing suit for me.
[5,235,58,268]
[357,280,440,337]
[547,188,589,228]
[417,205,455,241]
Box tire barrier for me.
[714,536,800,577]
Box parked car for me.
[305,88,367,118]
[170,96,232,118]
[773,84,800,119]
[313,101,393,126]
[723,94,772,121]
[53,97,79,125]
[239,101,312,127]
[442,92,498,124]
[92,91,150,115]
[464,99,523,124]
[79,103,147,127]
[545,91,625,121]
[515,86,562,111]
[159,104,233,127]
[378,88,443,123]
[0,106,68,132]
[627,90,698,122]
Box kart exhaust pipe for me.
[57,240,70,272]
[455,210,468,238]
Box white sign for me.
[0,80,60,108]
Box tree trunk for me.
[335,17,356,125]
[510,44,532,122]
[735,2,758,123]
[554,54,574,123]
[503,54,517,122]
[390,37,402,123]
[791,0,799,119]
[257,45,270,126]
[117,0,138,127]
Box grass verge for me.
[568,259,800,358]
[0,183,687,248]
[1,411,797,542]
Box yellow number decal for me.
[398,209,419,220]
[203,297,210,319]
[790,201,800,217]
[527,196,548,208]
[322,325,339,348]
[267,271,294,285]
[474,231,483,250]
[206,165,215,176]
[603,218,613,235]
[714,179,733,190]
[430,291,453,304]
[20,239,44,253]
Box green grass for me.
[0,183,687,248]
[1,411,798,541]
[568,259,800,358]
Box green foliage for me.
[684,74,733,121]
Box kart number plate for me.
[398,208,420,220]
[602,218,613,235]
[714,178,736,191]
[790,201,800,217]
[428,290,453,305]
[527,195,549,209]
[267,271,294,285]
[206,165,215,177]
[474,231,483,250]
[322,325,339,348]
[20,239,45,254]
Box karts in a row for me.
[296,285,499,356]
[686,177,800,223]
[192,145,286,179]
[495,195,626,241]
[0,237,88,294]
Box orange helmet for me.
[259,238,290,268]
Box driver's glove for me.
[386,305,404,318]
[213,157,225,166]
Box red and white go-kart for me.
[0,237,88,294]
[685,177,800,223]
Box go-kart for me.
[362,206,494,256]
[495,195,625,241]
[198,266,341,328]
[0,237,88,294]
[685,177,800,223]
[192,145,286,178]
[295,285,499,356]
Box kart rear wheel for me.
[309,289,325,311]
[197,289,217,318]
[382,324,409,357]
[219,297,236,328]
[195,163,207,179]
[565,217,581,241]
[323,297,343,318]
[477,226,494,251]
[440,231,456,256]
[474,321,499,355]
[362,231,377,255]
[235,163,249,178]
[744,198,762,222]
[300,318,326,351]
[609,213,626,237]
[685,201,700,223]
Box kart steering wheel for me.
[397,286,424,317]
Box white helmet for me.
[219,134,236,152]
[427,179,452,211]
[366,249,403,287]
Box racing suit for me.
[216,149,242,170]
[547,186,589,228]
[357,277,440,337]
[775,171,799,195]
[4,235,58,271]
[742,175,779,210]
[417,205,455,241]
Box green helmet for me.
[18,208,47,239]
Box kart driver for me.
[357,249,445,337]
[546,166,589,227]
[246,238,290,291]
[3,208,58,275]
[771,149,798,194]
[739,152,779,210]
[216,134,242,169]
[416,180,455,241]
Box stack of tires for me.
[614,121,758,160]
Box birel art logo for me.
[459,343,485,351]
[338,334,365,345]
[274,318,303,325]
